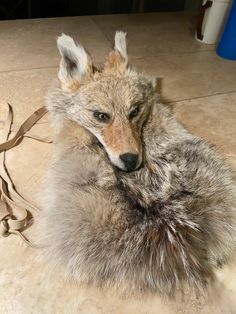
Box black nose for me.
[119,153,139,171]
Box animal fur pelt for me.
[39,32,236,296]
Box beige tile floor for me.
[1,12,236,314]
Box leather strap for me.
[0,105,48,153]
[0,104,50,247]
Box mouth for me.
[93,139,142,172]
[120,166,142,172]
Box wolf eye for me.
[129,107,139,119]
[94,111,110,123]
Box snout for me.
[102,120,142,172]
[119,153,139,172]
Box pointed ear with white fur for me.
[57,34,93,93]
[104,31,128,74]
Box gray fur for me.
[40,33,236,296]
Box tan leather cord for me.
[0,105,49,152]
[0,103,50,247]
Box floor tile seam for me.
[0,65,58,74]
[168,90,236,104]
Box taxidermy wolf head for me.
[49,31,158,171]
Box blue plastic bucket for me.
[217,0,236,60]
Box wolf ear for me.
[104,31,128,75]
[57,34,93,93]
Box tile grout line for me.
[130,49,216,59]
[0,49,222,74]
[168,90,236,104]
[0,65,58,74]
[90,16,114,45]
[86,18,217,57]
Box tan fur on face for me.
[103,119,141,156]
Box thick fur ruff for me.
[40,33,236,296]
[40,102,236,295]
